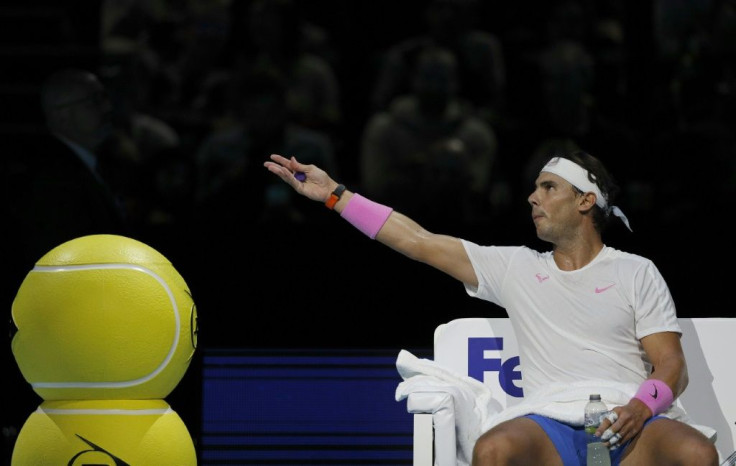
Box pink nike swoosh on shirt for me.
[595,284,616,293]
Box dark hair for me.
[557,150,621,233]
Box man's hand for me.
[264,153,337,203]
[597,399,652,450]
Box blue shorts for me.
[525,414,666,466]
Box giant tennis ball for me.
[11,399,197,465]
[11,234,198,400]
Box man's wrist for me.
[339,193,393,239]
[325,184,346,210]
[632,379,674,416]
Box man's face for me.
[56,81,114,149]
[527,172,582,242]
[73,88,114,147]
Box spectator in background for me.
[1,67,130,462]
[95,47,185,234]
[193,67,337,229]
[370,0,506,126]
[360,45,498,233]
[100,49,181,165]
[158,0,233,121]
[190,65,337,332]
[99,0,234,139]
[508,1,641,231]
[230,0,342,139]
[5,68,129,262]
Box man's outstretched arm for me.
[264,153,478,286]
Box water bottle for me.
[585,394,611,466]
[587,442,610,466]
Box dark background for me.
[1,0,734,463]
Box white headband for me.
[540,157,632,231]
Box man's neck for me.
[54,133,98,174]
[552,237,604,271]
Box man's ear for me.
[578,192,597,213]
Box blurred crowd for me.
[3,0,736,357]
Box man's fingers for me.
[265,161,301,187]
[600,411,625,450]
[596,410,618,436]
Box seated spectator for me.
[360,45,498,233]
[370,0,506,125]
[193,67,337,229]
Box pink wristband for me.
[633,379,674,416]
[340,193,393,239]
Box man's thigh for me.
[475,416,564,465]
[620,417,716,465]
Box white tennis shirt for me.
[461,242,681,397]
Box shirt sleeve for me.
[633,260,681,340]
[460,240,520,306]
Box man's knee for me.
[631,420,720,466]
[658,437,719,466]
[679,438,719,465]
[472,429,516,463]
[472,418,559,465]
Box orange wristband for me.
[325,184,346,210]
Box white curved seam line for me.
[39,407,172,416]
[29,263,180,389]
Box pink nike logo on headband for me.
[536,273,549,283]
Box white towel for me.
[395,349,496,465]
[395,349,718,464]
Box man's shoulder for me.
[602,246,653,264]
[600,247,660,279]
[463,242,544,261]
